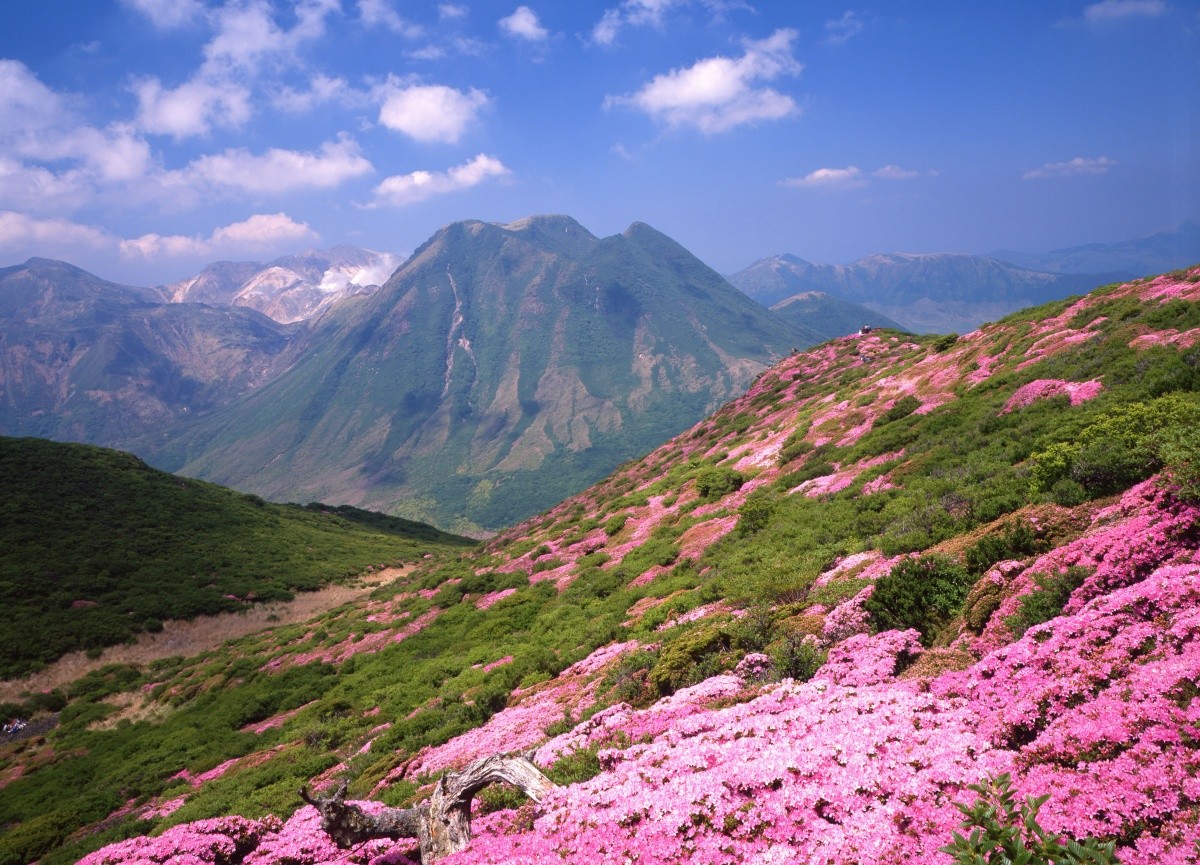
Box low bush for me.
[1004,566,1091,638]
[865,555,975,646]
[695,467,745,501]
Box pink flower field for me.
[66,266,1200,865]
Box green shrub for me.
[777,425,814,465]
[1030,393,1200,497]
[1005,566,1091,639]
[963,521,1045,575]
[941,774,1118,865]
[1050,478,1089,507]
[880,395,922,424]
[1158,424,1200,502]
[737,490,777,536]
[932,333,959,352]
[603,514,629,536]
[695,467,745,502]
[865,555,974,646]
[770,633,826,682]
[776,460,835,490]
[650,624,733,694]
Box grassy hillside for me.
[3,266,1200,865]
[0,437,472,678]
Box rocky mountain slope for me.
[4,263,1198,865]
[0,258,294,445]
[160,246,402,325]
[152,216,815,534]
[729,251,1119,333]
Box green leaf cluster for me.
[941,773,1119,865]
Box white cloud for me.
[605,28,802,133]
[872,164,920,180]
[593,10,623,45]
[202,0,340,75]
[377,81,490,143]
[121,0,203,30]
[407,36,485,61]
[0,211,113,251]
[1084,0,1166,23]
[782,166,866,190]
[184,137,373,193]
[0,158,90,213]
[782,163,926,190]
[499,6,550,41]
[824,10,864,46]
[592,0,681,44]
[1022,155,1117,180]
[358,0,423,37]
[368,153,510,207]
[591,1,744,45]
[272,74,367,113]
[439,3,469,19]
[133,76,252,139]
[120,212,317,259]
[0,59,66,133]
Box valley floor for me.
[0,567,411,704]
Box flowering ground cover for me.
[8,266,1200,865]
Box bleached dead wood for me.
[300,753,556,862]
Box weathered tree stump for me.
[300,754,556,863]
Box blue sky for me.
[1,0,1197,284]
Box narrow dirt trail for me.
[0,566,413,702]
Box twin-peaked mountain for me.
[153,216,812,534]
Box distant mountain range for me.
[729,221,1200,334]
[1,217,824,534]
[727,253,1122,334]
[157,245,402,324]
[990,220,1200,276]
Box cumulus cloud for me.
[368,153,510,207]
[202,0,340,74]
[1083,0,1166,23]
[182,137,373,193]
[120,212,317,258]
[0,63,167,211]
[121,0,203,30]
[133,76,252,139]
[499,6,550,41]
[0,211,113,251]
[439,3,468,19]
[377,80,490,143]
[824,10,864,46]
[358,0,422,37]
[782,166,866,190]
[605,28,802,133]
[1022,155,1117,180]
